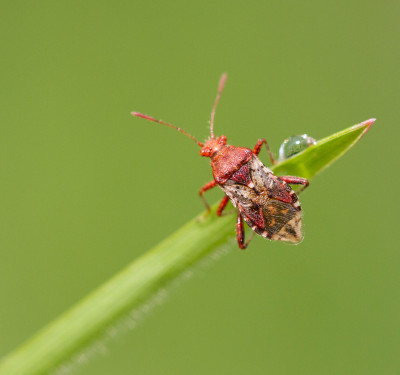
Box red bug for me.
[132,74,309,249]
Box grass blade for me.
[0,119,374,375]
[273,118,375,179]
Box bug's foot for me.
[217,209,236,217]
[197,208,213,222]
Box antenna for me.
[131,112,204,147]
[210,73,227,139]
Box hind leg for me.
[236,213,255,249]
[279,176,309,194]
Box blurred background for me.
[1,1,399,374]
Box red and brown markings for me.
[221,155,304,245]
[132,73,309,249]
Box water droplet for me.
[278,134,316,161]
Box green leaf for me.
[0,119,374,375]
[273,118,375,179]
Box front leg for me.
[199,180,217,212]
[279,176,309,194]
[252,139,276,165]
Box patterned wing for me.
[221,155,303,243]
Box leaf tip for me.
[359,118,376,138]
[363,117,376,128]
[349,118,375,141]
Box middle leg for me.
[217,195,230,216]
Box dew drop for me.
[278,134,316,161]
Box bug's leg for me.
[236,213,255,249]
[236,213,247,249]
[280,176,309,194]
[216,195,230,216]
[199,180,217,212]
[253,139,276,165]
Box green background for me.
[1,1,399,374]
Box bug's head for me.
[200,135,227,157]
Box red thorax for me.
[200,136,253,184]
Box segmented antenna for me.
[210,73,227,139]
[131,112,204,147]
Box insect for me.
[131,74,309,249]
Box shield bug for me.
[131,74,309,249]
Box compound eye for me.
[219,135,227,145]
[200,147,212,157]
